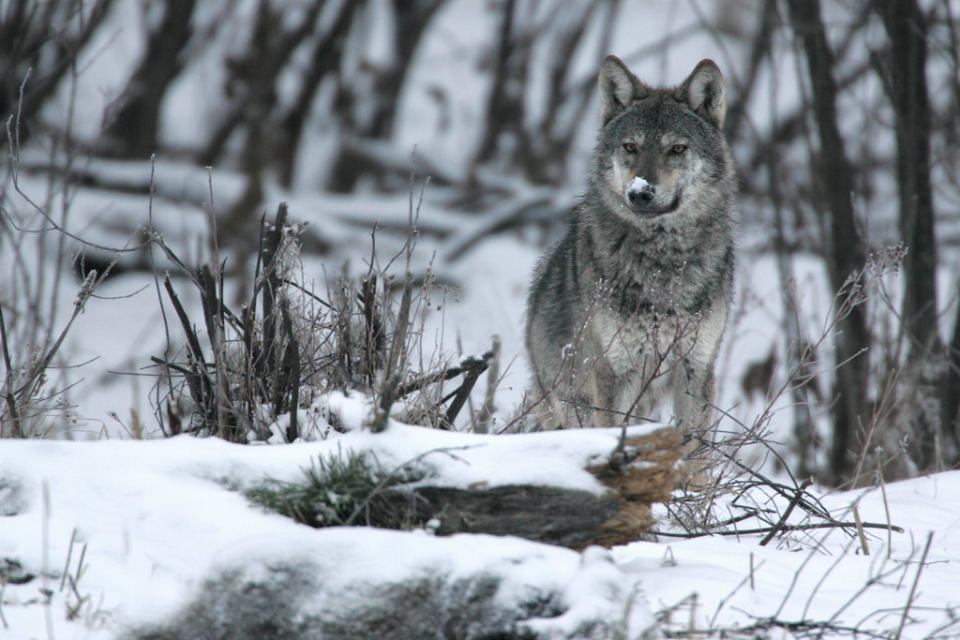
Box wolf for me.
[525,55,737,441]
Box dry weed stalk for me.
[149,187,501,440]
[1,61,125,438]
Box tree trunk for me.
[786,0,871,485]
[724,1,777,145]
[198,0,324,168]
[305,425,683,549]
[102,0,196,158]
[764,49,816,476]
[277,1,356,188]
[876,0,940,356]
[0,0,113,147]
[471,0,531,175]
[947,278,960,449]
[327,0,444,192]
[873,0,954,468]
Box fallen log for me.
[248,421,684,550]
[402,427,682,549]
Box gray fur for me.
[526,55,737,434]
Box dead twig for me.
[441,352,493,429]
[894,531,934,640]
[651,519,903,539]
[759,479,813,546]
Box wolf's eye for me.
[671,144,688,155]
[623,142,638,154]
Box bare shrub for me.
[664,247,914,536]
[151,193,498,441]
[1,55,118,439]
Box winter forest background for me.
[4,0,959,484]
[2,0,960,638]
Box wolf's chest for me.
[589,307,694,375]
[599,232,715,314]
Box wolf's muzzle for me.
[627,186,655,205]
[625,182,681,216]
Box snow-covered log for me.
[0,426,674,639]
[247,412,684,550]
[395,425,683,549]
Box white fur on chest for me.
[589,308,693,371]
[588,302,726,416]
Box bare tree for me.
[723,1,777,146]
[276,1,356,188]
[101,0,197,157]
[198,0,326,168]
[471,0,528,175]
[871,0,955,469]
[0,0,113,145]
[472,1,619,186]
[786,0,871,485]
[327,0,445,192]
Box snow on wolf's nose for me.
[626,176,654,205]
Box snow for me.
[4,1,960,638]
[626,176,652,202]
[0,422,663,638]
[2,424,959,638]
[617,473,960,637]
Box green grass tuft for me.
[245,449,426,529]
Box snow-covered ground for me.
[1,417,958,638]
[3,1,960,638]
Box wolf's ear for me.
[680,59,726,129]
[599,55,648,124]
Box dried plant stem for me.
[653,519,903,539]
[852,505,869,555]
[0,306,22,438]
[760,479,811,546]
[474,335,501,433]
[895,531,934,640]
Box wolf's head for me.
[591,56,734,224]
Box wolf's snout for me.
[625,176,656,208]
[628,188,654,204]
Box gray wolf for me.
[525,55,737,440]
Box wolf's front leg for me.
[673,363,715,435]
[673,362,716,486]
[587,362,623,428]
[673,302,727,454]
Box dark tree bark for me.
[277,1,356,188]
[872,0,954,469]
[220,0,284,238]
[763,39,817,477]
[101,0,196,157]
[327,0,444,192]
[450,425,681,548]
[471,0,530,173]
[371,0,445,139]
[527,1,620,185]
[296,425,683,549]
[875,0,940,356]
[198,0,325,167]
[786,0,871,485]
[0,0,113,146]
[724,1,777,146]
[947,279,960,447]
